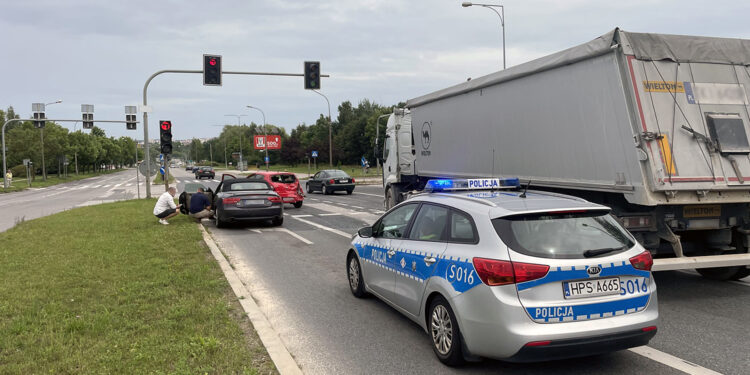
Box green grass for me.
[0,199,277,374]
[1,169,125,194]
[153,173,177,184]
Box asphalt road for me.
[173,168,750,375]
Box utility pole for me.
[311,90,333,166]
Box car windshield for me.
[492,210,635,259]
[327,170,349,178]
[226,182,270,191]
[271,174,296,183]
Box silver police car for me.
[346,178,658,365]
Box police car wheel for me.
[347,254,366,298]
[428,296,464,366]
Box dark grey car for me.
[212,177,283,228]
[306,169,355,195]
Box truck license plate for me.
[683,205,721,218]
[563,277,620,299]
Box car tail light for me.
[329,179,335,184]
[622,215,653,229]
[223,197,241,206]
[629,250,653,271]
[268,196,281,203]
[524,340,551,347]
[352,178,355,183]
[473,258,549,286]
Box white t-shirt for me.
[153,191,177,215]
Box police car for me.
[346,178,658,365]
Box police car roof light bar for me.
[424,178,520,192]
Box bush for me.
[10,164,26,177]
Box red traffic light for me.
[209,58,217,66]
[160,121,172,131]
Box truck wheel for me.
[385,184,401,210]
[696,266,747,281]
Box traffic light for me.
[82,113,94,129]
[126,115,137,130]
[159,120,173,154]
[203,54,222,86]
[33,112,45,128]
[304,61,320,90]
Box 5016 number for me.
[619,278,648,295]
[447,264,475,285]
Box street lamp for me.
[462,2,506,70]
[225,114,247,169]
[310,90,333,166]
[246,106,269,171]
[40,100,62,181]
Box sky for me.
[2,0,749,141]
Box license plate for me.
[339,179,348,183]
[683,205,721,218]
[240,199,265,207]
[563,277,620,299]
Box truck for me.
[381,28,750,280]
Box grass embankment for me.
[153,173,177,184]
[0,199,277,374]
[1,169,125,194]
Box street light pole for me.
[462,2,506,70]
[246,106,269,171]
[311,90,333,166]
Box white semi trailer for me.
[381,28,750,280]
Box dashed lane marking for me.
[292,214,313,218]
[351,205,363,209]
[267,228,314,245]
[628,346,722,375]
[289,216,352,238]
[354,192,384,198]
[319,213,341,216]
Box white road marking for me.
[251,229,263,234]
[319,213,341,216]
[212,179,220,182]
[91,185,101,188]
[310,198,319,201]
[351,205,363,209]
[272,228,314,245]
[102,184,110,188]
[292,214,313,218]
[323,201,332,204]
[125,183,132,186]
[290,216,352,238]
[355,192,384,197]
[114,183,122,187]
[628,346,722,375]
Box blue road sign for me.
[264,156,270,163]
[311,150,318,158]
[159,167,165,175]
[361,156,367,166]
[159,154,164,161]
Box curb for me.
[198,225,303,375]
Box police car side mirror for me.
[358,226,373,238]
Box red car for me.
[248,172,304,208]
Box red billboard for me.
[254,135,281,150]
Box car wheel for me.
[323,186,331,195]
[271,216,283,226]
[306,183,313,194]
[347,254,366,298]
[294,201,303,208]
[346,189,353,195]
[429,296,464,366]
[214,210,225,228]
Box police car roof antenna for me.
[519,180,531,198]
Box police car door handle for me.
[424,256,437,265]
[387,250,396,257]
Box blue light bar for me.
[424,178,520,192]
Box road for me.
[172,168,749,375]
[2,168,747,374]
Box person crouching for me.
[153,186,181,225]
[189,187,214,222]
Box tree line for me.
[176,99,402,167]
[1,107,146,179]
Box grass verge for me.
[0,199,277,374]
[153,173,177,184]
[1,169,125,194]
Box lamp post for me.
[246,106,269,171]
[225,114,247,169]
[311,90,333,166]
[462,2,506,70]
[40,100,62,181]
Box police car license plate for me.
[563,277,620,299]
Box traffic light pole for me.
[2,118,139,189]
[140,68,330,198]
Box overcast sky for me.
[2,0,749,140]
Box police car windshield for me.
[492,211,635,259]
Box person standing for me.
[153,186,181,225]
[189,187,214,222]
[5,169,12,185]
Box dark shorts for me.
[155,208,176,218]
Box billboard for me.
[254,135,281,150]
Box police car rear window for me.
[492,211,635,259]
